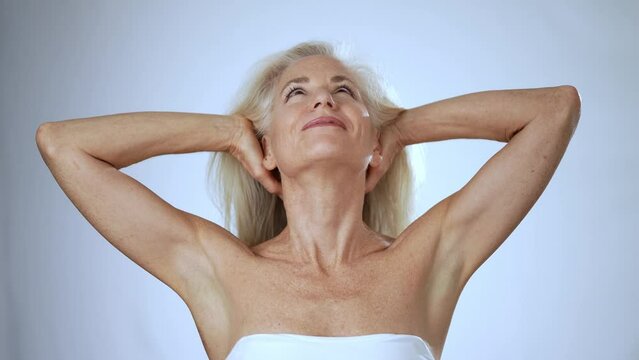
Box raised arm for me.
[394,85,581,286]
[35,112,262,300]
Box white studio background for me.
[1,0,637,359]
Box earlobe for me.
[263,157,276,171]
[369,150,383,168]
[370,135,383,167]
[261,136,277,170]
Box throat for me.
[252,229,394,276]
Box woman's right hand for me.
[227,114,283,198]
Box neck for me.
[277,164,382,273]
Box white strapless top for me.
[225,333,435,360]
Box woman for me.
[35,41,581,360]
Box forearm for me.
[395,85,575,145]
[37,111,240,169]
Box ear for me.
[369,130,383,168]
[261,135,277,170]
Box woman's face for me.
[262,55,381,179]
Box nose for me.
[313,89,335,109]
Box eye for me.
[336,84,355,97]
[284,84,356,102]
[285,86,304,101]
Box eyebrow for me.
[279,75,355,95]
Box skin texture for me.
[36,54,580,359]
[256,55,388,273]
[198,83,579,360]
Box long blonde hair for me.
[206,40,414,247]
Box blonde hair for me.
[206,40,414,247]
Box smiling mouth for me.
[305,122,344,130]
[302,116,346,130]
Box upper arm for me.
[441,87,581,284]
[36,124,240,300]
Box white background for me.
[1,0,637,359]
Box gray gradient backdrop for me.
[1,0,637,359]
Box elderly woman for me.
[35,41,581,360]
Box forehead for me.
[278,55,352,85]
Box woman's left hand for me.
[365,116,406,194]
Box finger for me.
[263,175,282,196]
[365,164,384,193]
[380,134,399,161]
[253,166,282,196]
[366,132,401,192]
[237,146,281,196]
[365,172,376,193]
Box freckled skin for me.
[183,56,458,360]
[185,208,459,360]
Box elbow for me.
[35,122,62,158]
[557,85,582,128]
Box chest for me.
[225,253,431,334]
[184,245,454,360]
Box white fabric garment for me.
[225,333,435,360]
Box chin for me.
[304,146,349,158]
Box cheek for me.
[359,104,370,118]
[349,103,371,126]
[269,132,293,160]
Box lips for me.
[302,116,346,131]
